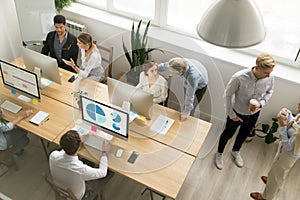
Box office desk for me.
[0,92,73,143]
[12,57,212,157]
[54,122,195,200]
[12,57,108,108]
[10,57,212,199]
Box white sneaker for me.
[215,152,224,170]
[231,151,244,168]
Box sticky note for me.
[75,118,82,124]
[11,89,17,94]
[91,125,97,132]
[32,99,38,105]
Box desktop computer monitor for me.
[80,95,129,141]
[20,46,62,87]
[0,60,41,101]
[107,77,153,119]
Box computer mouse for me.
[115,149,123,158]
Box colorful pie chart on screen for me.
[111,112,121,131]
[86,103,106,124]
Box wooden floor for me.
[0,125,300,200]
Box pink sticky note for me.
[91,125,97,132]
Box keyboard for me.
[84,134,105,151]
[0,100,22,114]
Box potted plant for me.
[71,89,87,109]
[55,0,76,13]
[252,118,279,144]
[122,19,164,85]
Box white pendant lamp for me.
[197,0,266,48]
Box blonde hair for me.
[168,57,187,73]
[256,54,275,69]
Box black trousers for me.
[217,110,260,153]
[190,85,207,115]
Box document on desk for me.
[150,115,174,135]
[29,111,49,126]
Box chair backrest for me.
[96,44,113,82]
[44,173,77,200]
[0,145,18,170]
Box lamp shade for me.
[197,0,265,48]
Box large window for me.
[77,0,300,68]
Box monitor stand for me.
[34,67,52,89]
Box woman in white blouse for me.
[136,60,168,104]
[63,32,104,82]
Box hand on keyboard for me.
[11,109,34,125]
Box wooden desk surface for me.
[53,122,195,199]
[12,57,108,108]
[12,57,212,156]
[0,91,73,142]
[5,57,211,199]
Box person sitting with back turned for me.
[158,57,208,121]
[250,102,300,200]
[136,60,168,104]
[63,32,105,82]
[41,15,79,73]
[215,54,275,170]
[0,108,33,156]
[49,130,112,200]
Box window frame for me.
[76,0,300,69]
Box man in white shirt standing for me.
[49,130,110,199]
[215,54,275,170]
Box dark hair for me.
[59,130,81,155]
[142,60,157,76]
[54,15,66,25]
[78,32,93,50]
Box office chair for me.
[96,44,114,83]
[0,145,18,171]
[43,173,77,200]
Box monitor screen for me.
[80,95,129,141]
[20,46,61,85]
[107,77,153,119]
[0,60,41,101]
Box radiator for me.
[66,19,87,37]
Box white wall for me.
[0,0,23,62]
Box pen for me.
[164,120,169,129]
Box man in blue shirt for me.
[215,54,275,170]
[158,57,208,121]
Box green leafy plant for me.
[122,19,164,71]
[55,0,76,13]
[71,89,87,108]
[252,118,279,144]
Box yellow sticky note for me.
[32,99,38,105]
